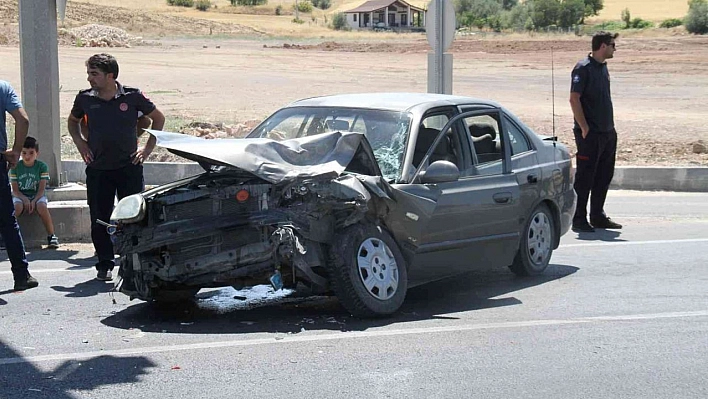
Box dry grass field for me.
[595,0,689,21]
[75,0,690,22]
[60,0,694,38]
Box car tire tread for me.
[327,223,407,318]
[509,203,555,276]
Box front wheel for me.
[509,203,555,276]
[327,223,408,318]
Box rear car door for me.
[454,107,524,271]
[501,112,542,223]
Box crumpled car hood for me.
[145,130,381,184]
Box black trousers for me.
[573,128,617,223]
[86,164,144,270]
[0,160,30,282]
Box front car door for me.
[385,107,523,285]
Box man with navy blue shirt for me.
[0,79,38,291]
[569,31,623,233]
[67,54,165,281]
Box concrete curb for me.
[15,161,707,248]
[62,160,203,186]
[610,167,708,192]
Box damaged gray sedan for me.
[110,93,575,317]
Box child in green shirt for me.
[10,137,59,248]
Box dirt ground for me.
[1,0,707,166]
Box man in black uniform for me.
[68,53,165,280]
[569,31,623,233]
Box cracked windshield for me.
[249,107,411,181]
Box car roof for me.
[288,93,501,113]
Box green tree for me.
[454,0,502,28]
[231,0,267,5]
[685,0,708,34]
[167,0,194,6]
[502,0,518,10]
[558,0,585,28]
[583,0,603,18]
[629,17,653,29]
[502,1,532,30]
[295,0,313,12]
[621,7,631,28]
[659,18,683,28]
[530,0,560,28]
[331,12,349,30]
[195,0,211,11]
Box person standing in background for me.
[67,54,165,281]
[569,31,623,233]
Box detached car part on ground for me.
[110,93,575,317]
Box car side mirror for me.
[419,161,460,184]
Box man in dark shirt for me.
[68,53,165,281]
[569,31,622,233]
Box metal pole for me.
[19,0,63,185]
[434,0,443,93]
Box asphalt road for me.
[1,190,707,399]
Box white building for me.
[344,0,426,30]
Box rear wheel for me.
[509,203,555,276]
[328,223,407,317]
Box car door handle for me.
[527,174,538,184]
[493,192,512,204]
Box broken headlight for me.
[111,194,146,224]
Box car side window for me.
[464,114,503,176]
[412,114,458,170]
[504,116,532,155]
[422,115,449,130]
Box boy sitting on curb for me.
[10,137,59,249]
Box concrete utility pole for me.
[426,0,455,94]
[18,0,63,185]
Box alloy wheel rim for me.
[357,237,399,300]
[527,211,552,267]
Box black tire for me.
[509,203,555,276]
[327,223,408,317]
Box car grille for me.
[162,184,270,222]
[166,226,264,266]
[159,183,272,266]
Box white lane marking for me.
[560,237,708,248]
[1,310,706,366]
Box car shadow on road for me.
[100,264,578,334]
[0,338,156,398]
[50,278,114,298]
[574,229,625,242]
